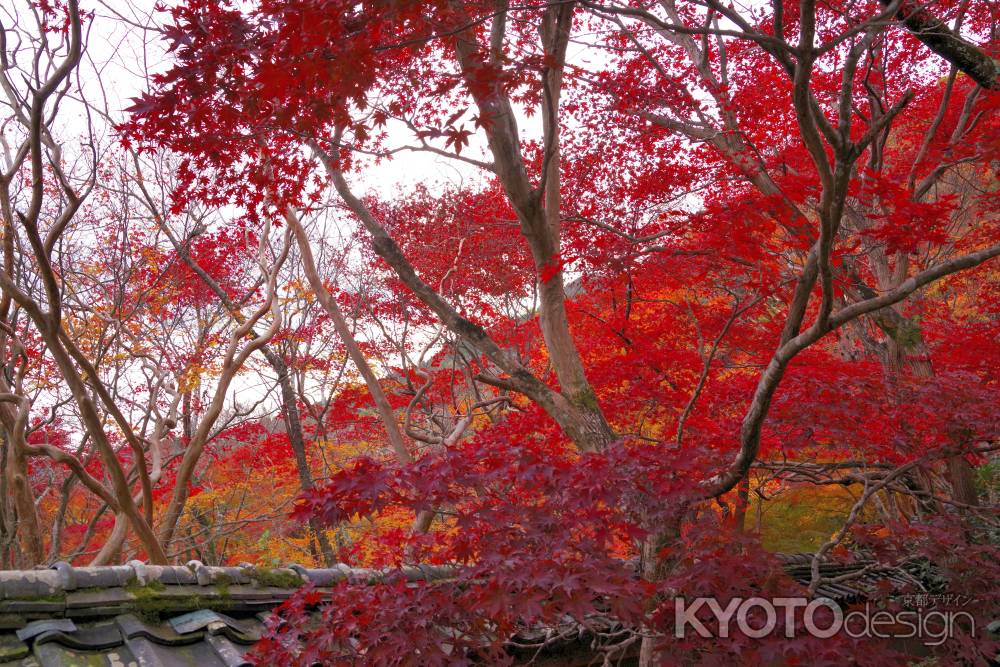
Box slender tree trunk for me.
[733,476,750,533]
[880,311,979,507]
[285,211,413,466]
[2,436,44,565]
[638,510,687,667]
[285,210,441,536]
[47,476,77,562]
[0,388,48,565]
[268,349,336,564]
[158,256,284,552]
[443,1,616,453]
[535,2,615,452]
[91,514,128,566]
[0,439,14,568]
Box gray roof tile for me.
[0,613,265,667]
[202,634,251,667]
[15,622,76,643]
[168,611,243,636]
[0,635,29,662]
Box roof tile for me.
[15,622,76,643]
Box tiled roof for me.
[0,560,456,667]
[1,610,263,667]
[776,553,925,601]
[0,555,921,666]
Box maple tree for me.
[1,0,999,664]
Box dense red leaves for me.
[258,438,696,664]
[260,435,988,665]
[367,184,532,312]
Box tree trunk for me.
[286,211,413,466]
[879,310,979,508]
[637,510,687,667]
[267,348,336,564]
[733,476,750,532]
[3,439,44,565]
[639,516,681,667]
[161,217,338,560]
